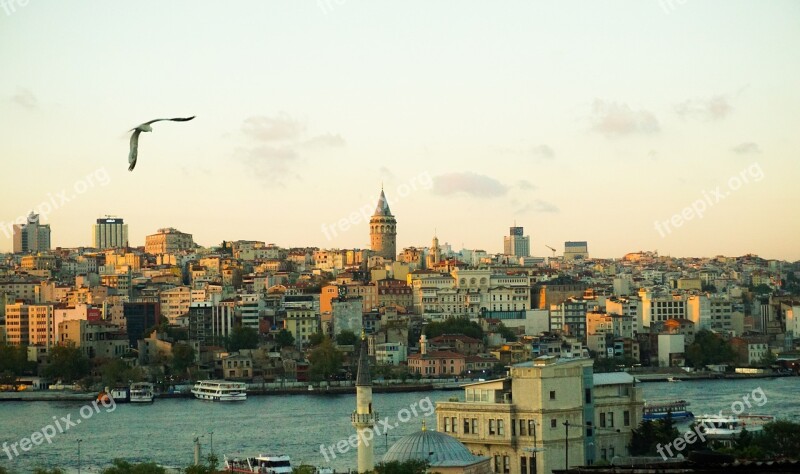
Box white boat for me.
[224,454,291,473]
[129,382,154,403]
[695,414,774,440]
[667,377,681,382]
[191,380,247,402]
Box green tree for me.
[44,344,90,382]
[100,358,146,388]
[275,329,295,348]
[335,329,358,346]
[102,459,166,474]
[308,337,343,382]
[308,332,326,347]
[758,420,800,457]
[758,350,777,367]
[497,323,517,342]
[172,343,196,376]
[628,414,681,456]
[34,469,66,474]
[227,325,259,352]
[685,329,736,368]
[374,459,430,474]
[423,317,483,340]
[0,344,35,375]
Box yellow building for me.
[283,308,319,348]
[436,357,643,474]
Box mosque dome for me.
[382,423,488,467]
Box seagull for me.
[128,116,195,171]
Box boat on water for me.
[667,376,681,382]
[129,382,155,403]
[192,380,247,402]
[224,454,291,474]
[643,399,694,421]
[694,414,774,440]
[99,383,155,403]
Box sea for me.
[1,377,799,473]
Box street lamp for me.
[77,439,82,474]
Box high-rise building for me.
[93,217,128,249]
[369,188,397,260]
[564,241,589,260]
[503,226,530,257]
[12,212,51,253]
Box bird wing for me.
[128,129,142,171]
[142,116,196,126]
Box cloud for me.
[11,88,38,110]
[238,145,299,183]
[517,180,537,191]
[432,172,508,198]
[379,166,395,181]
[242,113,305,142]
[648,149,658,161]
[531,144,555,159]
[676,95,733,121]
[516,199,560,214]
[731,142,760,155]
[590,100,660,137]
[300,133,346,149]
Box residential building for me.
[375,342,407,365]
[145,228,194,255]
[563,241,588,261]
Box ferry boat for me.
[191,380,247,402]
[223,454,291,473]
[695,414,774,440]
[129,382,155,403]
[642,399,694,422]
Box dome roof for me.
[382,427,488,467]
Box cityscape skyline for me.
[1,1,799,260]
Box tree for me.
[759,420,800,457]
[374,459,429,474]
[308,337,343,382]
[100,358,146,388]
[628,414,681,456]
[172,343,196,376]
[34,469,65,474]
[685,329,736,368]
[423,317,483,340]
[44,344,90,382]
[335,330,358,347]
[758,350,777,368]
[227,325,259,352]
[497,323,517,342]
[102,459,166,474]
[308,332,326,347]
[275,329,295,348]
[0,344,35,375]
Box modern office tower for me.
[564,241,589,260]
[12,212,51,253]
[369,188,397,260]
[503,226,530,257]
[145,227,195,255]
[93,216,128,249]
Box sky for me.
[1,0,799,261]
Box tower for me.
[93,216,129,249]
[352,331,376,473]
[370,188,397,261]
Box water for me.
[1,378,798,473]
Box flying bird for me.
[128,116,195,171]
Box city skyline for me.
[1,1,799,260]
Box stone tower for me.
[370,188,397,261]
[352,331,376,473]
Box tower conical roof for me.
[373,189,393,217]
[355,331,371,386]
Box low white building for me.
[375,342,407,365]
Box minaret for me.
[352,330,376,473]
[369,187,397,261]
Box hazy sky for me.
[1,1,798,260]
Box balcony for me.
[351,411,379,425]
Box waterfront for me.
[1,377,799,473]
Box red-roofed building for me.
[429,334,485,355]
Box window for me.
[472,418,478,434]
[624,411,630,427]
[550,418,557,428]
[550,390,556,400]
[498,419,505,436]
[585,388,592,404]
[464,419,470,433]
[600,413,606,428]
[608,412,614,428]
[451,417,457,433]
[519,420,527,436]
[494,456,501,474]
[489,419,496,435]
[444,417,451,432]
[520,457,527,474]
[528,420,536,436]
